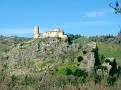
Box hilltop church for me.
[34,26,68,39]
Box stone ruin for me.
[34,26,68,39]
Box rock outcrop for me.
[102,57,118,76]
[5,37,81,75]
[2,37,118,76]
[78,41,97,73]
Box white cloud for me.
[83,9,114,18]
[64,20,116,28]
[83,12,105,18]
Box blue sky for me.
[0,0,121,37]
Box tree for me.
[92,47,100,66]
[109,0,121,14]
[66,68,73,75]
[83,51,87,54]
[109,59,118,76]
[73,69,88,78]
[77,56,83,62]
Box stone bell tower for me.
[34,26,40,38]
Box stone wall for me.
[34,26,40,38]
[43,31,59,38]
[34,26,67,39]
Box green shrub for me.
[74,69,88,78]
[83,51,87,54]
[107,76,117,86]
[77,56,83,62]
[105,59,110,63]
[94,75,102,84]
[66,68,73,75]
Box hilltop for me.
[0,33,121,90]
[0,35,32,53]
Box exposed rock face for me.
[87,41,97,49]
[78,41,97,73]
[40,38,80,54]
[102,57,118,76]
[80,52,95,72]
[3,37,116,76]
[5,37,81,75]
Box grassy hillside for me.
[74,37,121,65]
[97,42,121,65]
[74,37,91,45]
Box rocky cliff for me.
[0,37,118,77]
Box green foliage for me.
[107,76,117,86]
[109,59,118,76]
[67,34,82,41]
[99,54,105,63]
[83,51,87,54]
[105,59,110,63]
[94,75,103,84]
[97,42,121,65]
[66,36,72,44]
[90,34,114,43]
[77,56,83,62]
[66,68,73,75]
[73,69,88,78]
[56,61,77,75]
[56,68,67,75]
[92,47,100,66]
[66,68,88,83]
[74,37,91,45]
[104,51,121,60]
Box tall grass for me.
[0,74,121,90]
